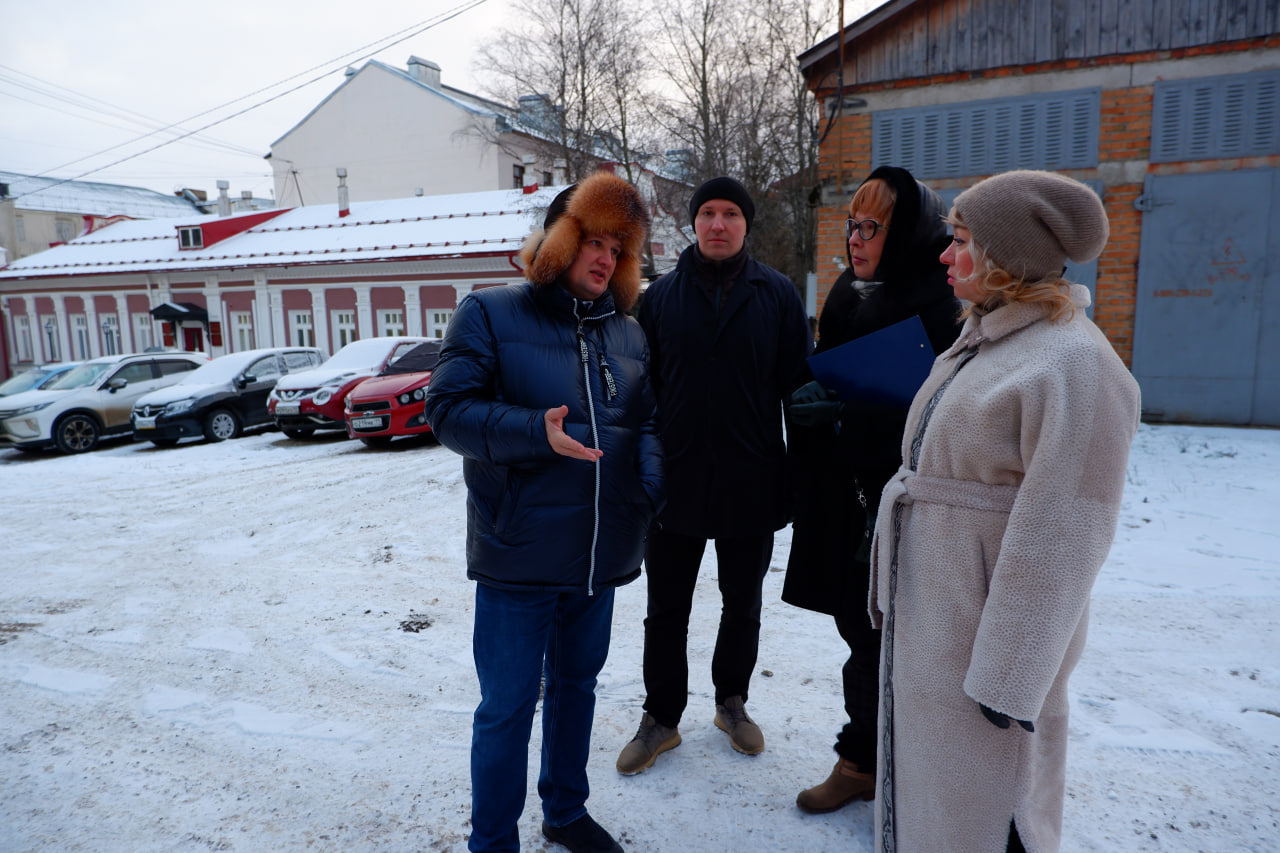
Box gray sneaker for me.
[714,695,764,755]
[616,713,681,775]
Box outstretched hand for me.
[545,405,603,461]
[980,703,1035,732]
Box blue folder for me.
[806,314,937,409]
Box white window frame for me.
[71,314,90,360]
[15,314,33,361]
[179,226,204,249]
[289,310,314,347]
[231,311,254,352]
[132,313,154,352]
[102,315,121,356]
[427,309,453,339]
[331,311,357,348]
[379,310,405,337]
[40,315,60,360]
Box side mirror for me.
[107,378,128,392]
[236,374,256,389]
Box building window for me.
[332,311,357,348]
[541,171,552,186]
[71,315,90,359]
[178,226,204,249]
[54,219,76,243]
[232,311,254,351]
[15,315,33,361]
[41,315,60,360]
[133,313,154,351]
[289,311,314,346]
[427,309,453,339]
[513,163,525,189]
[379,310,405,336]
[102,315,121,356]
[15,216,25,243]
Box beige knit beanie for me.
[952,170,1109,280]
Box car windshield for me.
[0,368,56,395]
[45,362,115,390]
[322,339,404,371]
[172,354,257,386]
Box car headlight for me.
[6,400,54,417]
[313,386,337,405]
[344,393,353,410]
[164,399,195,415]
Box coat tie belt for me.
[870,467,1019,627]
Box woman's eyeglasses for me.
[846,218,887,240]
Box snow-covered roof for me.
[0,170,202,219]
[0,186,562,279]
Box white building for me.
[0,169,686,379]
[268,56,566,207]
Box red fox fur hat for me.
[519,171,650,313]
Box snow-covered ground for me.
[1,423,1277,852]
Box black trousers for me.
[833,604,882,772]
[641,527,774,728]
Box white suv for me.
[0,352,207,454]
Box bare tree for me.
[472,0,656,182]
[651,0,832,284]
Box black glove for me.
[980,703,1035,732]
[789,381,843,426]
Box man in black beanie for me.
[617,176,811,774]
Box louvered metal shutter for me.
[1151,69,1280,163]
[873,89,1101,178]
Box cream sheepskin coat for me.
[869,285,1140,853]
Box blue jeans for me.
[468,583,615,853]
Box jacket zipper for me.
[576,313,603,596]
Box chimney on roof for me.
[337,168,350,218]
[408,56,441,89]
[553,158,568,187]
[522,154,538,193]
[217,180,231,217]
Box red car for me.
[343,340,444,448]
[268,337,430,439]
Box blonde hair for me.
[849,178,896,224]
[946,210,1076,322]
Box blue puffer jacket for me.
[424,281,664,594]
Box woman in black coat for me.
[784,165,962,812]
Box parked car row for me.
[132,347,326,445]
[0,336,448,456]
[267,336,432,439]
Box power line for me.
[9,0,489,202]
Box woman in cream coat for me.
[869,170,1141,853]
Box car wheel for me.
[281,427,314,440]
[150,438,180,448]
[203,409,240,442]
[54,414,101,454]
[359,436,395,449]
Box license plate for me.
[351,417,385,430]
[275,403,300,416]
[134,416,157,429]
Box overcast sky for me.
[2,0,859,205]
[0,0,517,201]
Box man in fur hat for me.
[617,176,811,774]
[425,171,664,853]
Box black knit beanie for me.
[688,176,755,233]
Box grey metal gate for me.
[1132,169,1279,426]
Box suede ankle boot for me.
[796,757,875,813]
